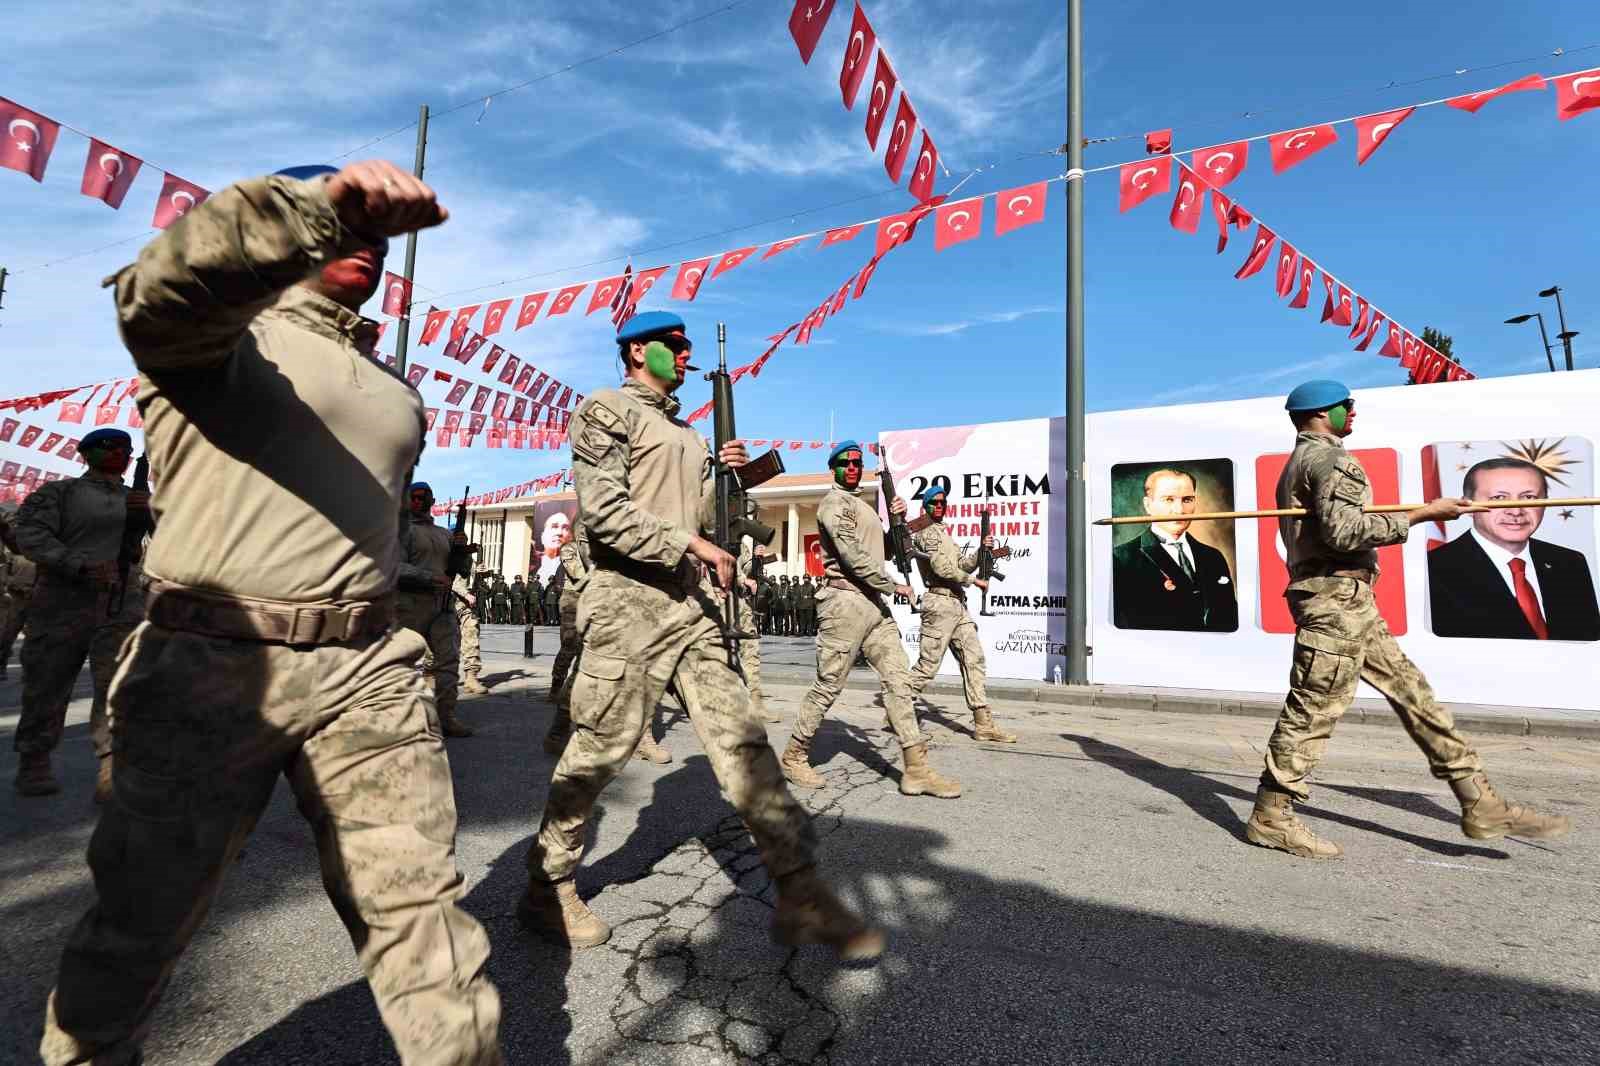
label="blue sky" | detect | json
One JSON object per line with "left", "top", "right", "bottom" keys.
{"left": 4, "top": 0, "right": 1599, "bottom": 492}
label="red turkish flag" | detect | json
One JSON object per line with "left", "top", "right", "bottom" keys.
{"left": 934, "top": 197, "right": 984, "bottom": 251}
{"left": 18, "top": 426, "right": 42, "bottom": 448}
{"left": 445, "top": 379, "right": 470, "bottom": 405}
{"left": 381, "top": 272, "right": 411, "bottom": 317}
{"left": 875, "top": 211, "right": 919, "bottom": 255}
{"left": 482, "top": 298, "right": 512, "bottom": 335}
{"left": 0, "top": 99, "right": 61, "bottom": 182}
{"left": 468, "top": 413, "right": 487, "bottom": 437}
{"left": 671, "top": 257, "right": 713, "bottom": 301}
{"left": 839, "top": 3, "right": 876, "bottom": 108}
{"left": 1145, "top": 128, "right": 1172, "bottom": 155}
{"left": 863, "top": 52, "right": 898, "bottom": 149}
{"left": 498, "top": 355, "right": 520, "bottom": 385}
{"left": 1118, "top": 156, "right": 1171, "bottom": 212}
{"left": 1379, "top": 322, "right": 1403, "bottom": 357}
{"left": 406, "top": 363, "right": 427, "bottom": 388}
{"left": 482, "top": 344, "right": 506, "bottom": 374}
{"left": 1233, "top": 224, "right": 1276, "bottom": 279}
{"left": 59, "top": 401, "right": 86, "bottom": 424}
{"left": 152, "top": 173, "right": 209, "bottom": 229}
{"left": 443, "top": 410, "right": 463, "bottom": 434}
{"left": 470, "top": 386, "right": 490, "bottom": 414}
{"left": 423, "top": 408, "right": 438, "bottom": 431}
{"left": 41, "top": 432, "right": 63, "bottom": 452}
{"left": 0, "top": 419, "right": 17, "bottom": 443}
{"left": 79, "top": 138, "right": 142, "bottom": 208}
{"left": 558, "top": 386, "right": 574, "bottom": 408}
{"left": 516, "top": 291, "right": 548, "bottom": 329}
{"left": 713, "top": 247, "right": 757, "bottom": 277}
{"left": 524, "top": 370, "right": 547, "bottom": 396}
{"left": 1556, "top": 68, "right": 1600, "bottom": 119}
{"left": 588, "top": 276, "right": 626, "bottom": 315}
{"left": 1320, "top": 277, "right": 1354, "bottom": 327}
{"left": 1168, "top": 166, "right": 1203, "bottom": 234}
{"left": 95, "top": 405, "right": 120, "bottom": 426}
{"left": 908, "top": 133, "right": 939, "bottom": 202}
{"left": 1287, "top": 257, "right": 1317, "bottom": 308}
{"left": 1354, "top": 107, "right": 1414, "bottom": 165}
{"left": 883, "top": 94, "right": 918, "bottom": 184}
{"left": 1400, "top": 333, "right": 1422, "bottom": 371}
{"left": 449, "top": 306, "right": 480, "bottom": 344}
{"left": 420, "top": 308, "right": 448, "bottom": 344}
{"left": 1349, "top": 296, "right": 1370, "bottom": 339}
{"left": 548, "top": 285, "right": 584, "bottom": 317}
{"left": 1190, "top": 141, "right": 1247, "bottom": 188}
{"left": 788, "top": 0, "right": 837, "bottom": 64}
{"left": 487, "top": 425, "right": 505, "bottom": 449}
{"left": 511, "top": 397, "right": 527, "bottom": 423}
{"left": 1269, "top": 124, "right": 1337, "bottom": 173}
{"left": 630, "top": 266, "right": 669, "bottom": 305}
{"left": 763, "top": 236, "right": 810, "bottom": 260}
{"left": 461, "top": 334, "right": 488, "bottom": 365}
{"left": 1211, "top": 190, "right": 1234, "bottom": 253}
{"left": 994, "top": 182, "right": 1047, "bottom": 236}
{"left": 1447, "top": 73, "right": 1547, "bottom": 113}
{"left": 492, "top": 392, "right": 510, "bottom": 419}
{"left": 821, "top": 224, "right": 864, "bottom": 248}
{"left": 1355, "top": 311, "right": 1385, "bottom": 352}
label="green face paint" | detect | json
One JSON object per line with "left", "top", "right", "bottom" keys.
{"left": 1327, "top": 403, "right": 1350, "bottom": 432}
{"left": 643, "top": 340, "right": 678, "bottom": 383}
{"left": 833, "top": 465, "right": 851, "bottom": 487}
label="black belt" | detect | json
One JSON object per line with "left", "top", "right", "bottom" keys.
{"left": 1291, "top": 565, "right": 1375, "bottom": 584}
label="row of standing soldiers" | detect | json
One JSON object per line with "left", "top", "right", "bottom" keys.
{"left": 753, "top": 572, "right": 817, "bottom": 636}
{"left": 468, "top": 570, "right": 566, "bottom": 625}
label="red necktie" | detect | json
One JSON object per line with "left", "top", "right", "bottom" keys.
{"left": 1509, "top": 557, "right": 1548, "bottom": 640}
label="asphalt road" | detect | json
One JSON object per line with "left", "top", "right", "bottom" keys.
{"left": 3, "top": 625, "right": 1597, "bottom": 1065}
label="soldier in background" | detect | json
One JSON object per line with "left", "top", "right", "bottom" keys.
{"left": 0, "top": 512, "right": 37, "bottom": 680}
{"left": 773, "top": 575, "right": 792, "bottom": 636}
{"left": 543, "top": 526, "right": 584, "bottom": 755}
{"left": 795, "top": 575, "right": 817, "bottom": 637}
{"left": 739, "top": 538, "right": 780, "bottom": 724}
{"left": 509, "top": 574, "right": 528, "bottom": 625}
{"left": 12, "top": 427, "right": 148, "bottom": 801}
{"left": 455, "top": 570, "right": 489, "bottom": 696}
{"left": 491, "top": 575, "right": 511, "bottom": 624}
{"left": 399, "top": 482, "right": 473, "bottom": 738}
{"left": 473, "top": 568, "right": 492, "bottom": 625}
{"left": 1248, "top": 380, "right": 1569, "bottom": 859}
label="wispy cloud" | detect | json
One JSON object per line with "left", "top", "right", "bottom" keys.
{"left": 665, "top": 117, "right": 876, "bottom": 179}
{"left": 878, "top": 306, "right": 1061, "bottom": 337}
{"left": 1147, "top": 351, "right": 1379, "bottom": 405}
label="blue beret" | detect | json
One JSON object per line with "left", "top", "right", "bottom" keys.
{"left": 80, "top": 428, "right": 132, "bottom": 451}
{"left": 828, "top": 440, "right": 863, "bottom": 466}
{"left": 275, "top": 165, "right": 339, "bottom": 181}
{"left": 409, "top": 481, "right": 433, "bottom": 495}
{"left": 617, "top": 310, "right": 686, "bottom": 344}
{"left": 1285, "top": 379, "right": 1351, "bottom": 412}
{"left": 919, "top": 484, "right": 948, "bottom": 506}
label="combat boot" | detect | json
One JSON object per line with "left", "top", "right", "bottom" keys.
{"left": 899, "top": 743, "right": 961, "bottom": 799}
{"left": 1244, "top": 786, "right": 1342, "bottom": 859}
{"left": 460, "top": 672, "right": 489, "bottom": 695}
{"left": 1451, "top": 773, "right": 1571, "bottom": 840}
{"left": 438, "top": 709, "right": 475, "bottom": 738}
{"left": 93, "top": 756, "right": 114, "bottom": 806}
{"left": 14, "top": 752, "right": 59, "bottom": 796}
{"left": 972, "top": 707, "right": 1017, "bottom": 744}
{"left": 634, "top": 733, "right": 673, "bottom": 764}
{"left": 772, "top": 867, "right": 886, "bottom": 962}
{"left": 517, "top": 878, "right": 611, "bottom": 948}
{"left": 780, "top": 737, "right": 826, "bottom": 789}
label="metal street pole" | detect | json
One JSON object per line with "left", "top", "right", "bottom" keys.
{"left": 1503, "top": 312, "right": 1557, "bottom": 373}
{"left": 1065, "top": 0, "right": 1088, "bottom": 685}
{"left": 1540, "top": 285, "right": 1578, "bottom": 371}
{"left": 393, "top": 105, "right": 430, "bottom": 376}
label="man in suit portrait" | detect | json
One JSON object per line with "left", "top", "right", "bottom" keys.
{"left": 1112, "top": 468, "right": 1239, "bottom": 632}
{"left": 1428, "top": 457, "right": 1600, "bottom": 640}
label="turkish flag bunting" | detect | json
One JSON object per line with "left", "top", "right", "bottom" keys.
{"left": 80, "top": 138, "right": 142, "bottom": 208}
{"left": 498, "top": 355, "right": 520, "bottom": 385}
{"left": 829, "top": 280, "right": 851, "bottom": 315}
{"left": 1354, "top": 107, "right": 1414, "bottom": 165}
{"left": 17, "top": 426, "right": 41, "bottom": 448}
{"left": 1447, "top": 73, "right": 1547, "bottom": 113}
{"left": 839, "top": 3, "right": 877, "bottom": 108}
{"left": 482, "top": 298, "right": 512, "bottom": 335}
{"left": 587, "top": 276, "right": 626, "bottom": 315}
{"left": 1269, "top": 124, "right": 1338, "bottom": 173}
{"left": 540, "top": 381, "right": 561, "bottom": 406}
{"left": 450, "top": 306, "right": 480, "bottom": 343}
{"left": 1145, "top": 129, "right": 1172, "bottom": 155}
{"left": 1379, "top": 322, "right": 1403, "bottom": 357}
{"left": 468, "top": 413, "right": 486, "bottom": 436}
{"left": 59, "top": 401, "right": 86, "bottom": 424}
{"left": 458, "top": 334, "right": 486, "bottom": 365}
{"left": 864, "top": 52, "right": 898, "bottom": 149}
{"left": 763, "top": 236, "right": 810, "bottom": 260}
{"left": 788, "top": 0, "right": 837, "bottom": 64}
{"left": 524, "top": 370, "right": 546, "bottom": 396}
{"left": 1118, "top": 156, "right": 1171, "bottom": 212}
{"left": 1227, "top": 204, "right": 1253, "bottom": 232}
{"left": 995, "top": 181, "right": 1048, "bottom": 235}
{"left": 152, "top": 173, "right": 210, "bottom": 229}
{"left": 471, "top": 387, "right": 490, "bottom": 414}
{"left": 671, "top": 257, "right": 713, "bottom": 301}
{"left": 934, "top": 197, "right": 985, "bottom": 251}
{"left": 381, "top": 272, "right": 411, "bottom": 317}
{"left": 1321, "top": 277, "right": 1354, "bottom": 326}
{"left": 0, "top": 419, "right": 17, "bottom": 443}
{"left": 875, "top": 211, "right": 920, "bottom": 256}
{"left": 95, "top": 405, "right": 120, "bottom": 426}
{"left": 629, "top": 266, "right": 670, "bottom": 306}
{"left": 1349, "top": 296, "right": 1370, "bottom": 339}
{"left": 908, "top": 132, "right": 939, "bottom": 202}
{"left": 1168, "top": 166, "right": 1204, "bottom": 234}
{"left": 821, "top": 224, "right": 865, "bottom": 247}
{"left": 510, "top": 397, "right": 527, "bottom": 422}
{"left": 883, "top": 94, "right": 918, "bottom": 184}
{"left": 1355, "top": 311, "right": 1385, "bottom": 352}
{"left": 432, "top": 369, "right": 452, "bottom": 382}
{"left": 516, "top": 291, "right": 548, "bottom": 329}
{"left": 423, "top": 408, "right": 438, "bottom": 431}
{"left": 1233, "top": 224, "right": 1276, "bottom": 279}
{"left": 445, "top": 380, "right": 470, "bottom": 405}
{"left": 1191, "top": 141, "right": 1247, "bottom": 188}
{"left": 406, "top": 363, "right": 427, "bottom": 388}
{"left": 0, "top": 99, "right": 61, "bottom": 182}
{"left": 488, "top": 425, "right": 504, "bottom": 449}
{"left": 1400, "top": 333, "right": 1422, "bottom": 370}
{"left": 41, "top": 432, "right": 63, "bottom": 452}
{"left": 482, "top": 344, "right": 506, "bottom": 374}
{"left": 713, "top": 247, "right": 758, "bottom": 277}
{"left": 1288, "top": 257, "right": 1317, "bottom": 308}
{"left": 1556, "top": 68, "right": 1600, "bottom": 119}
{"left": 492, "top": 392, "right": 509, "bottom": 419}
{"left": 420, "top": 308, "right": 448, "bottom": 345}
{"left": 548, "top": 285, "right": 584, "bottom": 316}
{"left": 1211, "top": 190, "right": 1234, "bottom": 253}
{"left": 558, "top": 386, "right": 574, "bottom": 408}
{"left": 1273, "top": 243, "right": 1300, "bottom": 297}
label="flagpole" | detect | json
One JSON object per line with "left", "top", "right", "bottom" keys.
{"left": 393, "top": 104, "right": 430, "bottom": 377}
{"left": 1064, "top": 0, "right": 1089, "bottom": 685}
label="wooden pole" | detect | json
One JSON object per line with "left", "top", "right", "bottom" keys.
{"left": 1093, "top": 498, "right": 1600, "bottom": 526}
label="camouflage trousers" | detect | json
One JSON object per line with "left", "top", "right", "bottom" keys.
{"left": 907, "top": 591, "right": 989, "bottom": 714}
{"left": 1264, "top": 577, "right": 1482, "bottom": 801}
{"left": 795, "top": 587, "right": 926, "bottom": 751}
{"left": 456, "top": 597, "right": 482, "bottom": 680}
{"left": 39, "top": 624, "right": 501, "bottom": 1066}
{"left": 1, "top": 584, "right": 30, "bottom": 664}
{"left": 548, "top": 594, "right": 581, "bottom": 714}
{"left": 14, "top": 577, "right": 139, "bottom": 758}
{"left": 529, "top": 568, "right": 816, "bottom": 883}
{"left": 737, "top": 598, "right": 766, "bottom": 715}
{"left": 398, "top": 591, "right": 461, "bottom": 720}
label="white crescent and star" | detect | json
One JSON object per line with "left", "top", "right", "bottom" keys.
{"left": 848, "top": 31, "right": 865, "bottom": 67}
{"left": 946, "top": 209, "right": 973, "bottom": 231}
{"left": 1177, "top": 179, "right": 1196, "bottom": 208}
{"left": 1572, "top": 75, "right": 1600, "bottom": 95}
{"left": 8, "top": 118, "right": 40, "bottom": 151}
{"left": 98, "top": 152, "right": 124, "bottom": 179}
{"left": 914, "top": 149, "right": 933, "bottom": 181}
{"left": 170, "top": 190, "right": 196, "bottom": 214}
{"left": 685, "top": 268, "right": 704, "bottom": 286}
{"left": 1007, "top": 194, "right": 1033, "bottom": 216}
{"left": 886, "top": 221, "right": 908, "bottom": 239}
{"left": 870, "top": 81, "right": 887, "bottom": 115}
{"left": 1130, "top": 165, "right": 1160, "bottom": 189}
{"left": 1370, "top": 121, "right": 1396, "bottom": 142}
{"left": 1283, "top": 131, "right": 1318, "bottom": 151}
{"left": 1203, "top": 150, "right": 1235, "bottom": 173}
{"left": 387, "top": 282, "right": 404, "bottom": 304}
{"left": 890, "top": 120, "right": 907, "bottom": 152}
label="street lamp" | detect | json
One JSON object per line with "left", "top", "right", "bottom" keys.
{"left": 1504, "top": 312, "right": 1557, "bottom": 373}
{"left": 1538, "top": 286, "right": 1578, "bottom": 371}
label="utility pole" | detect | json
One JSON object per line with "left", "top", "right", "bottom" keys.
{"left": 1064, "top": 0, "right": 1088, "bottom": 685}
{"left": 393, "top": 105, "right": 430, "bottom": 376}
{"left": 1539, "top": 286, "right": 1579, "bottom": 372}
{"left": 0, "top": 267, "right": 9, "bottom": 326}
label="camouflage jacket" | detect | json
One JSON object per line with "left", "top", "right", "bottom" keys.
{"left": 912, "top": 519, "right": 979, "bottom": 594}
{"left": 15, "top": 473, "right": 128, "bottom": 580}
{"left": 1276, "top": 431, "right": 1408, "bottom": 579}
{"left": 815, "top": 485, "right": 897, "bottom": 598}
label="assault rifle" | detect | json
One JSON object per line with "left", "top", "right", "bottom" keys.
{"left": 878, "top": 467, "right": 927, "bottom": 614}
{"left": 706, "top": 322, "right": 785, "bottom": 664}
{"left": 976, "top": 498, "right": 1012, "bottom": 617}
{"left": 447, "top": 487, "right": 473, "bottom": 579}
{"left": 113, "top": 454, "right": 153, "bottom": 616}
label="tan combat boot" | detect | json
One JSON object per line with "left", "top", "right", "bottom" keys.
{"left": 899, "top": 743, "right": 961, "bottom": 798}
{"left": 772, "top": 867, "right": 886, "bottom": 962}
{"left": 517, "top": 878, "right": 611, "bottom": 948}
{"left": 780, "top": 737, "right": 826, "bottom": 789}
{"left": 93, "top": 756, "right": 114, "bottom": 806}
{"left": 1451, "top": 773, "right": 1571, "bottom": 840}
{"left": 634, "top": 733, "right": 673, "bottom": 764}
{"left": 972, "top": 707, "right": 1017, "bottom": 744}
{"left": 14, "top": 752, "right": 59, "bottom": 796}
{"left": 460, "top": 672, "right": 489, "bottom": 695}
{"left": 438, "top": 709, "right": 475, "bottom": 738}
{"left": 1244, "top": 786, "right": 1342, "bottom": 859}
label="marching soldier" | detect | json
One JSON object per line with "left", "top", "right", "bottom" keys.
{"left": 399, "top": 482, "right": 474, "bottom": 738}
{"left": 455, "top": 570, "right": 490, "bottom": 695}
{"left": 780, "top": 441, "right": 961, "bottom": 799}
{"left": 906, "top": 485, "right": 1016, "bottom": 743}
{"left": 0, "top": 513, "right": 36, "bottom": 680}
{"left": 1248, "top": 380, "right": 1569, "bottom": 859}
{"left": 38, "top": 161, "right": 500, "bottom": 1064}
{"left": 543, "top": 521, "right": 587, "bottom": 754}
{"left": 520, "top": 311, "right": 881, "bottom": 960}
{"left": 510, "top": 574, "right": 528, "bottom": 624}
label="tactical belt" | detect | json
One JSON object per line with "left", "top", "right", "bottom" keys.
{"left": 923, "top": 587, "right": 965, "bottom": 600}
{"left": 145, "top": 580, "right": 394, "bottom": 646}
{"left": 1291, "top": 565, "right": 1376, "bottom": 585}
{"left": 826, "top": 578, "right": 880, "bottom": 599}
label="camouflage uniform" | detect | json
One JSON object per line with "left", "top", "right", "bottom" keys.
{"left": 1, "top": 542, "right": 37, "bottom": 673}
{"left": 908, "top": 519, "right": 990, "bottom": 714}
{"left": 548, "top": 536, "right": 588, "bottom": 713}
{"left": 528, "top": 380, "right": 815, "bottom": 885}
{"left": 737, "top": 538, "right": 773, "bottom": 721}
{"left": 39, "top": 175, "right": 500, "bottom": 1064}
{"left": 13, "top": 474, "right": 145, "bottom": 762}
{"left": 398, "top": 512, "right": 462, "bottom": 728}
{"left": 454, "top": 574, "right": 482, "bottom": 681}
{"left": 1263, "top": 431, "right": 1481, "bottom": 800}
